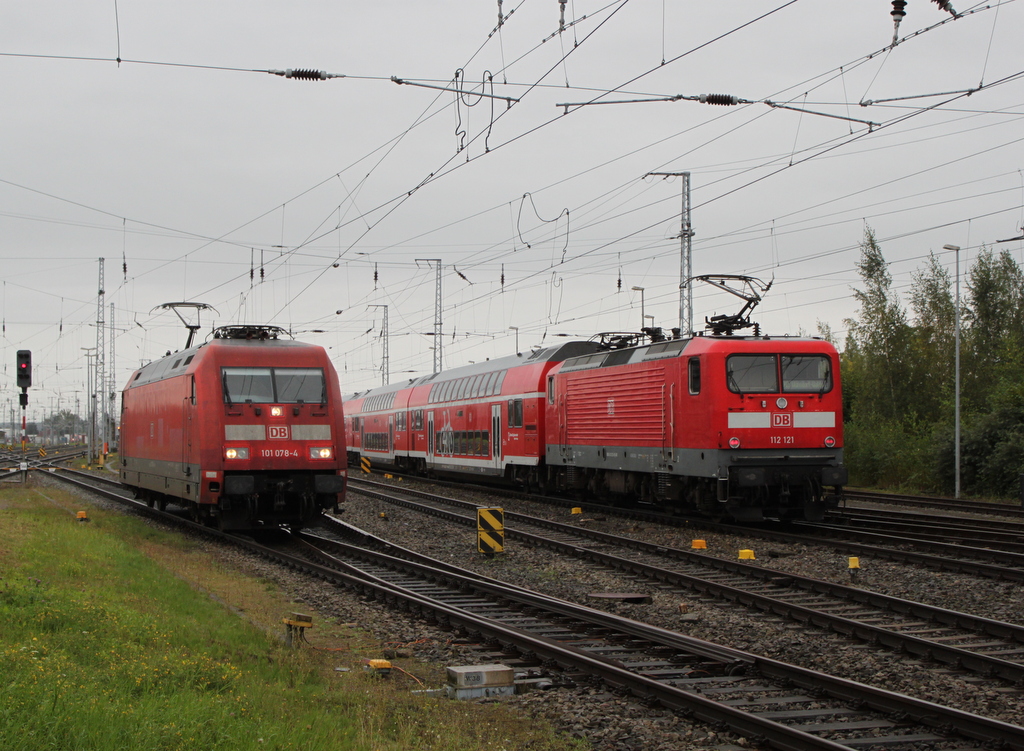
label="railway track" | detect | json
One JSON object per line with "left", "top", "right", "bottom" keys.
{"left": 33, "top": 468, "right": 1024, "bottom": 751}
{"left": 369, "top": 470, "right": 1024, "bottom": 580}
{"left": 350, "top": 478, "right": 1024, "bottom": 686}
{"left": 845, "top": 488, "right": 1024, "bottom": 518}
{"left": 281, "top": 518, "right": 1024, "bottom": 751}
{"left": 821, "top": 507, "right": 1024, "bottom": 552}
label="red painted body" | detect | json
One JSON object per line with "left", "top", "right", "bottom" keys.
{"left": 120, "top": 327, "right": 347, "bottom": 529}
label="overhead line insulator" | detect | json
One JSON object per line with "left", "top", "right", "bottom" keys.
{"left": 698, "top": 93, "right": 740, "bottom": 106}
{"left": 268, "top": 69, "right": 345, "bottom": 81}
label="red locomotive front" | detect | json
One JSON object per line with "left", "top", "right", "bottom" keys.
{"left": 120, "top": 326, "right": 346, "bottom": 530}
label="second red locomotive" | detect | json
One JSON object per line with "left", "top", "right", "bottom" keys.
{"left": 119, "top": 325, "right": 347, "bottom": 530}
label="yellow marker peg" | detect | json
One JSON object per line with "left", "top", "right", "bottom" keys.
{"left": 571, "top": 507, "right": 582, "bottom": 515}
{"left": 691, "top": 539, "right": 707, "bottom": 550}
{"left": 76, "top": 511, "right": 89, "bottom": 522}
{"left": 738, "top": 549, "right": 756, "bottom": 560}
{"left": 848, "top": 557, "right": 860, "bottom": 569}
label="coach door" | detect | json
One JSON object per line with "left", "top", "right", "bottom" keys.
{"left": 427, "top": 411, "right": 435, "bottom": 465}
{"left": 491, "top": 403, "right": 502, "bottom": 471}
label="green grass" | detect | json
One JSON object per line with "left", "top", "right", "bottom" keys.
{"left": 0, "top": 482, "right": 587, "bottom": 751}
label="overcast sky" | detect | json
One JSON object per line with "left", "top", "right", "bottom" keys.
{"left": 3, "top": 0, "right": 1023, "bottom": 420}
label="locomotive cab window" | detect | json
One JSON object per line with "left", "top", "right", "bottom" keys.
{"left": 688, "top": 357, "right": 701, "bottom": 395}
{"left": 726, "top": 355, "right": 778, "bottom": 393}
{"left": 222, "top": 367, "right": 325, "bottom": 404}
{"left": 726, "top": 354, "right": 833, "bottom": 394}
{"left": 782, "top": 355, "right": 832, "bottom": 393}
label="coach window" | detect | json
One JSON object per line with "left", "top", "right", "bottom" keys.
{"left": 688, "top": 357, "right": 701, "bottom": 395}
{"left": 507, "top": 398, "right": 523, "bottom": 428}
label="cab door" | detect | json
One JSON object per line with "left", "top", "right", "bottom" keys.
{"left": 181, "top": 375, "right": 195, "bottom": 477}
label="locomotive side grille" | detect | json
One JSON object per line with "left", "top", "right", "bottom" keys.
{"left": 564, "top": 367, "right": 666, "bottom": 444}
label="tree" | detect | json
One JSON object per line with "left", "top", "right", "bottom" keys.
{"left": 844, "top": 227, "right": 916, "bottom": 421}
{"left": 908, "top": 252, "right": 955, "bottom": 424}
{"left": 963, "top": 247, "right": 1024, "bottom": 412}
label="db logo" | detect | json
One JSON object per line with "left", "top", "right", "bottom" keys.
{"left": 772, "top": 413, "right": 792, "bottom": 428}
{"left": 269, "top": 426, "right": 290, "bottom": 440}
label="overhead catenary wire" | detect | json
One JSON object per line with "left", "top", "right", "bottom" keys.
{"left": 4, "top": 1, "right": 1021, "bottom": 396}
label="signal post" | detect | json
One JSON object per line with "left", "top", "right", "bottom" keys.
{"left": 16, "top": 350, "right": 31, "bottom": 477}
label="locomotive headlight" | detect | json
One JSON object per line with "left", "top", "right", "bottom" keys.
{"left": 225, "top": 447, "right": 249, "bottom": 460}
{"left": 310, "top": 447, "right": 333, "bottom": 459}
{"left": 728, "top": 437, "right": 741, "bottom": 449}
{"left": 824, "top": 436, "right": 837, "bottom": 448}
{"left": 270, "top": 406, "right": 284, "bottom": 417}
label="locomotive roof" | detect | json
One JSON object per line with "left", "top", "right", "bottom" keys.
{"left": 125, "top": 333, "right": 324, "bottom": 390}
{"left": 558, "top": 333, "right": 834, "bottom": 373}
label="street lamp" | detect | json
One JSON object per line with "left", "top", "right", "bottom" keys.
{"left": 631, "top": 286, "right": 645, "bottom": 331}
{"left": 942, "top": 244, "right": 961, "bottom": 499}
{"left": 509, "top": 326, "right": 519, "bottom": 353}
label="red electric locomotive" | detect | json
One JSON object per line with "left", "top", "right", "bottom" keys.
{"left": 544, "top": 332, "right": 846, "bottom": 521}
{"left": 119, "top": 325, "right": 347, "bottom": 530}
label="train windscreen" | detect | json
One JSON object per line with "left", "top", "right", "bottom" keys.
{"left": 781, "top": 355, "right": 831, "bottom": 393}
{"left": 726, "top": 355, "right": 777, "bottom": 393}
{"left": 223, "top": 367, "right": 325, "bottom": 404}
{"left": 726, "top": 354, "right": 832, "bottom": 394}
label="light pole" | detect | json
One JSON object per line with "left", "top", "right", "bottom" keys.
{"left": 943, "top": 244, "right": 961, "bottom": 499}
{"left": 509, "top": 326, "right": 519, "bottom": 353}
{"left": 631, "top": 286, "right": 645, "bottom": 332}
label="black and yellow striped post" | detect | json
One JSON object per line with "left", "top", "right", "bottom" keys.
{"left": 476, "top": 507, "right": 504, "bottom": 556}
{"left": 360, "top": 456, "right": 371, "bottom": 473}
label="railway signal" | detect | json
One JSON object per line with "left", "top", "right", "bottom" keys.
{"left": 16, "top": 350, "right": 31, "bottom": 389}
